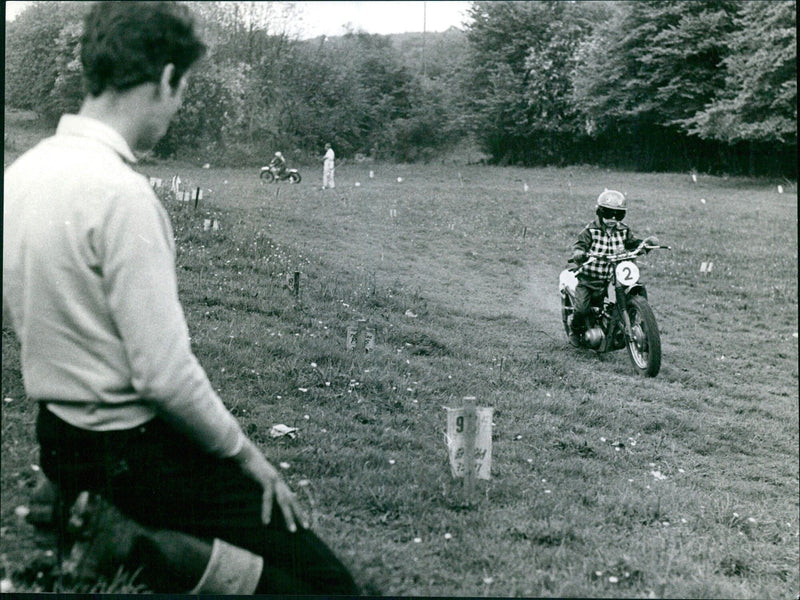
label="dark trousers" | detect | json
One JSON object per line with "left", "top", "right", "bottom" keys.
{"left": 571, "top": 278, "right": 607, "bottom": 334}
{"left": 36, "top": 405, "right": 357, "bottom": 595}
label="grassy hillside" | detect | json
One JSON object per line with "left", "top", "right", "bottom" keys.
{"left": 2, "top": 122, "right": 797, "bottom": 596}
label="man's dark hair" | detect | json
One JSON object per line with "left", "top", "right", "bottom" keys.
{"left": 81, "top": 1, "right": 206, "bottom": 96}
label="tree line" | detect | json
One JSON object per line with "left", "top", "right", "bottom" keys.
{"left": 5, "top": 1, "right": 796, "bottom": 177}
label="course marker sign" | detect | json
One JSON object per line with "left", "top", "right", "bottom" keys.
{"left": 445, "top": 398, "right": 493, "bottom": 485}
{"left": 346, "top": 319, "right": 375, "bottom": 352}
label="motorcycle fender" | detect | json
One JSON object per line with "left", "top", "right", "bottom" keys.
{"left": 626, "top": 284, "right": 648, "bottom": 299}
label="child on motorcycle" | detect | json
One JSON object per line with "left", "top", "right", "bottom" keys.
{"left": 569, "top": 189, "right": 659, "bottom": 347}
{"left": 270, "top": 151, "right": 287, "bottom": 177}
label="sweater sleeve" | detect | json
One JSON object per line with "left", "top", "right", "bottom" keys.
{"left": 623, "top": 226, "right": 643, "bottom": 250}
{"left": 573, "top": 224, "right": 593, "bottom": 253}
{"left": 100, "top": 183, "right": 245, "bottom": 458}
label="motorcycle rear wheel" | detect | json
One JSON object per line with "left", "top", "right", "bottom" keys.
{"left": 260, "top": 170, "right": 275, "bottom": 183}
{"left": 288, "top": 172, "right": 301, "bottom": 184}
{"left": 625, "top": 295, "right": 661, "bottom": 377}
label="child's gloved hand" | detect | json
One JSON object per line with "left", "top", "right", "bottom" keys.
{"left": 644, "top": 236, "right": 660, "bottom": 246}
{"left": 571, "top": 249, "right": 587, "bottom": 264}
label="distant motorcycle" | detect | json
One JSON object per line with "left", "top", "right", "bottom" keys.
{"left": 260, "top": 165, "right": 301, "bottom": 184}
{"left": 559, "top": 240, "right": 670, "bottom": 377}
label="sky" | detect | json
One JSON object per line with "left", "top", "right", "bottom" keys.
{"left": 294, "top": 2, "right": 471, "bottom": 37}
{"left": 4, "top": 1, "right": 472, "bottom": 37}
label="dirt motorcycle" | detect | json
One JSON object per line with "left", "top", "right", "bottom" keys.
{"left": 260, "top": 165, "right": 301, "bottom": 184}
{"left": 559, "top": 240, "right": 670, "bottom": 377}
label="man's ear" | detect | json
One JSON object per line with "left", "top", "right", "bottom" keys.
{"left": 158, "top": 64, "right": 182, "bottom": 97}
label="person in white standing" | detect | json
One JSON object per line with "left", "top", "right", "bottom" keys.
{"left": 322, "top": 142, "right": 335, "bottom": 189}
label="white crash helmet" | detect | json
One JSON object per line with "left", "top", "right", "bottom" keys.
{"left": 596, "top": 189, "right": 627, "bottom": 210}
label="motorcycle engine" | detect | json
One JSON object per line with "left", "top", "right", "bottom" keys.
{"left": 584, "top": 327, "right": 605, "bottom": 349}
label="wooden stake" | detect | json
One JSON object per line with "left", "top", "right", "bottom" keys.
{"left": 462, "top": 396, "right": 477, "bottom": 500}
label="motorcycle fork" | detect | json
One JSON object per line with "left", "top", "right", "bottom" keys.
{"left": 614, "top": 285, "right": 635, "bottom": 343}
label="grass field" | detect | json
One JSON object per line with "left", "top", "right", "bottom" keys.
{"left": 2, "top": 122, "right": 798, "bottom": 596}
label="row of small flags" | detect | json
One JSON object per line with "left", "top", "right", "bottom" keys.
{"left": 148, "top": 175, "right": 182, "bottom": 193}
{"left": 149, "top": 175, "right": 204, "bottom": 205}
{"left": 692, "top": 173, "right": 787, "bottom": 194}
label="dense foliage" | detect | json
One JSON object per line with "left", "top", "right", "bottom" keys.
{"left": 4, "top": 0, "right": 795, "bottom": 176}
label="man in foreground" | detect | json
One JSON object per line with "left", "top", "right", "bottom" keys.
{"left": 3, "top": 2, "right": 357, "bottom": 594}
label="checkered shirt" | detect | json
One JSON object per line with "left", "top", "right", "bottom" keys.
{"left": 573, "top": 219, "right": 640, "bottom": 281}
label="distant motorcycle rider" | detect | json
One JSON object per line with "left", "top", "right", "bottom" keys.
{"left": 269, "top": 151, "right": 287, "bottom": 178}
{"left": 570, "top": 190, "right": 658, "bottom": 347}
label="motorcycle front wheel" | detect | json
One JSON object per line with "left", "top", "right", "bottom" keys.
{"left": 625, "top": 295, "right": 661, "bottom": 377}
{"left": 560, "top": 292, "right": 574, "bottom": 339}
{"left": 288, "top": 172, "right": 301, "bottom": 184}
{"left": 260, "top": 170, "right": 275, "bottom": 183}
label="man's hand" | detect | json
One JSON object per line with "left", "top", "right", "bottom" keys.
{"left": 234, "top": 437, "right": 308, "bottom": 532}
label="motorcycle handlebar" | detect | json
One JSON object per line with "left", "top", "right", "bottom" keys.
{"left": 569, "top": 242, "right": 670, "bottom": 268}
{"left": 587, "top": 242, "right": 670, "bottom": 261}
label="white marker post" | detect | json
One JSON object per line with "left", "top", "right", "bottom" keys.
{"left": 446, "top": 397, "right": 493, "bottom": 502}
{"left": 346, "top": 319, "right": 374, "bottom": 352}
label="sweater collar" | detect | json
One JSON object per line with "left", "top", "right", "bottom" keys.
{"left": 56, "top": 114, "right": 138, "bottom": 163}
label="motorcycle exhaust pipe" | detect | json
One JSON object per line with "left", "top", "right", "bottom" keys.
{"left": 584, "top": 328, "right": 605, "bottom": 349}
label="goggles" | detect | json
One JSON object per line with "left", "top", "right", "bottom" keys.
{"left": 599, "top": 207, "right": 626, "bottom": 221}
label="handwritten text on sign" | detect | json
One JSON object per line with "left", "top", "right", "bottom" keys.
{"left": 446, "top": 406, "right": 493, "bottom": 480}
